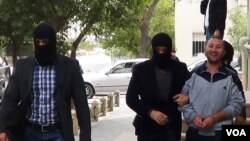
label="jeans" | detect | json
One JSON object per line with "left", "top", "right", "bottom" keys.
{"left": 24, "top": 127, "right": 64, "bottom": 141}
{"left": 205, "top": 27, "right": 224, "bottom": 41}
{"left": 205, "top": 27, "right": 213, "bottom": 41}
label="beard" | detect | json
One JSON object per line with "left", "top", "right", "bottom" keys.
{"left": 206, "top": 57, "right": 222, "bottom": 65}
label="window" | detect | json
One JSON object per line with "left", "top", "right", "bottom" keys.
{"left": 192, "top": 33, "right": 206, "bottom": 56}
{"left": 111, "top": 62, "right": 133, "bottom": 73}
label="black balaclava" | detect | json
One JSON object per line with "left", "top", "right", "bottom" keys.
{"left": 151, "top": 32, "right": 172, "bottom": 69}
{"left": 33, "top": 23, "right": 57, "bottom": 66}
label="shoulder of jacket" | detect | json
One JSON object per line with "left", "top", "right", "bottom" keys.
{"left": 133, "top": 60, "right": 151, "bottom": 71}
{"left": 16, "top": 55, "right": 33, "bottom": 64}
{"left": 176, "top": 61, "right": 187, "bottom": 66}
{"left": 171, "top": 60, "right": 187, "bottom": 69}
{"left": 139, "top": 59, "right": 152, "bottom": 66}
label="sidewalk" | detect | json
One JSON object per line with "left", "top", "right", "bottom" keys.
{"left": 75, "top": 95, "right": 137, "bottom": 141}
{"left": 74, "top": 92, "right": 250, "bottom": 141}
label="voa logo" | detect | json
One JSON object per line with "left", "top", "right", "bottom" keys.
{"left": 226, "top": 129, "right": 246, "bottom": 136}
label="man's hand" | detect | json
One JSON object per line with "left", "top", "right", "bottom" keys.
{"left": 202, "top": 116, "right": 215, "bottom": 129}
{"left": 173, "top": 93, "right": 189, "bottom": 106}
{"left": 234, "top": 116, "right": 246, "bottom": 125}
{"left": 149, "top": 110, "right": 168, "bottom": 125}
{"left": 0, "top": 132, "right": 8, "bottom": 141}
{"left": 193, "top": 116, "right": 204, "bottom": 129}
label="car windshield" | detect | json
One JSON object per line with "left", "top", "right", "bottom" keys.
{"left": 187, "top": 58, "right": 205, "bottom": 67}
{"left": 99, "top": 64, "right": 116, "bottom": 73}
{"left": 89, "top": 61, "right": 124, "bottom": 74}
{"left": 84, "top": 58, "right": 148, "bottom": 74}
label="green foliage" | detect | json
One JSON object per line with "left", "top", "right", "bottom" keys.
{"left": 78, "top": 41, "right": 95, "bottom": 52}
{"left": 105, "top": 47, "right": 137, "bottom": 59}
{"left": 228, "top": 7, "right": 247, "bottom": 51}
{"left": 0, "top": 46, "right": 6, "bottom": 56}
{"left": 57, "top": 35, "right": 71, "bottom": 55}
{"left": 100, "top": 27, "right": 141, "bottom": 56}
{"left": 0, "top": 0, "right": 35, "bottom": 37}
{"left": 150, "top": 0, "right": 175, "bottom": 44}
{"left": 0, "top": 0, "right": 145, "bottom": 57}
{"left": 100, "top": 0, "right": 175, "bottom": 58}
{"left": 0, "top": 0, "right": 159, "bottom": 59}
{"left": 77, "top": 0, "right": 145, "bottom": 38}
{"left": 99, "top": 0, "right": 149, "bottom": 57}
{"left": 0, "top": 0, "right": 82, "bottom": 56}
{"left": 0, "top": 36, "right": 9, "bottom": 56}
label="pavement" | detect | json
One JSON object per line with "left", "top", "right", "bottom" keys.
{"left": 74, "top": 95, "right": 137, "bottom": 141}
{"left": 73, "top": 93, "right": 250, "bottom": 141}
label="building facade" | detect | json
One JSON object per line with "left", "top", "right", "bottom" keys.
{"left": 175, "top": 0, "right": 247, "bottom": 65}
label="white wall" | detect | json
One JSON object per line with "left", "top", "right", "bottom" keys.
{"left": 175, "top": 0, "right": 204, "bottom": 65}
{"left": 175, "top": 0, "right": 247, "bottom": 65}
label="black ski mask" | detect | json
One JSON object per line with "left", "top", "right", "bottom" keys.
{"left": 151, "top": 32, "right": 172, "bottom": 69}
{"left": 33, "top": 23, "right": 57, "bottom": 66}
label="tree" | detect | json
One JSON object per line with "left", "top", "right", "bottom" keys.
{"left": 0, "top": 0, "right": 33, "bottom": 67}
{"left": 150, "top": 0, "right": 175, "bottom": 48}
{"left": 100, "top": 27, "right": 141, "bottom": 58}
{"left": 100, "top": 0, "right": 175, "bottom": 58}
{"left": 139, "top": 0, "right": 160, "bottom": 58}
{"left": 228, "top": 7, "right": 247, "bottom": 51}
{"left": 0, "top": 0, "right": 143, "bottom": 69}
{"left": 70, "top": 0, "right": 145, "bottom": 58}
{"left": 0, "top": 0, "right": 79, "bottom": 67}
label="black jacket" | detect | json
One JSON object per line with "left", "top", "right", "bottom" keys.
{"left": 200, "top": 0, "right": 227, "bottom": 36}
{"left": 224, "top": 64, "right": 246, "bottom": 119}
{"left": 0, "top": 54, "right": 91, "bottom": 141}
{"left": 126, "top": 59, "right": 189, "bottom": 140}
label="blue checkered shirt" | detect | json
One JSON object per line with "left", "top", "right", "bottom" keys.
{"left": 26, "top": 64, "right": 59, "bottom": 125}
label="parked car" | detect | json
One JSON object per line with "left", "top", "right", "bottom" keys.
{"left": 0, "top": 77, "right": 4, "bottom": 104}
{"left": 83, "top": 58, "right": 148, "bottom": 98}
{"left": 187, "top": 58, "right": 207, "bottom": 71}
{"left": 187, "top": 57, "right": 240, "bottom": 72}
{"left": 0, "top": 66, "right": 7, "bottom": 104}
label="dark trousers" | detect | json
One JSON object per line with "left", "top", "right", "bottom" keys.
{"left": 24, "top": 127, "right": 64, "bottom": 141}
{"left": 186, "top": 127, "right": 221, "bottom": 141}
{"left": 205, "top": 27, "right": 224, "bottom": 41}
{"left": 137, "top": 129, "right": 178, "bottom": 141}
